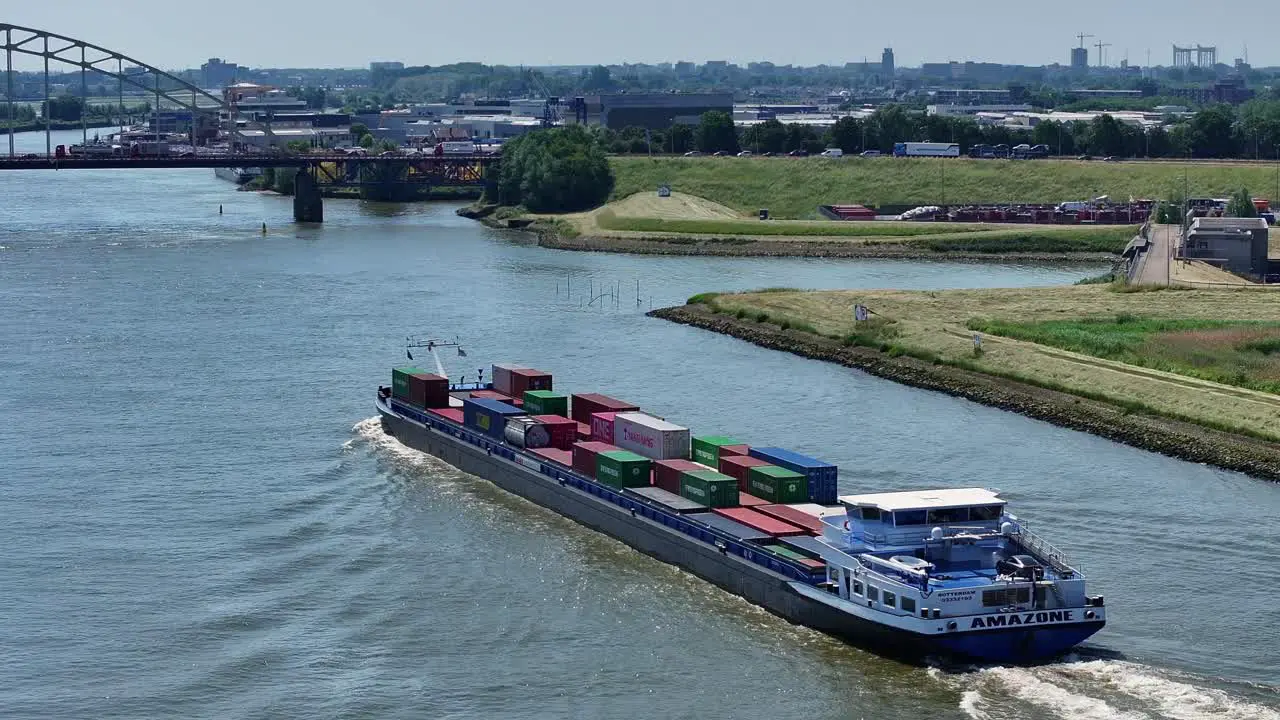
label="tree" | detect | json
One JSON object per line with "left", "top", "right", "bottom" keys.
{"left": 359, "top": 133, "right": 375, "bottom": 148}
{"left": 583, "top": 65, "right": 614, "bottom": 91}
{"left": 494, "top": 125, "right": 613, "bottom": 213}
{"left": 667, "top": 123, "right": 693, "bottom": 154}
{"left": 42, "top": 95, "right": 84, "bottom": 122}
{"left": 285, "top": 140, "right": 312, "bottom": 155}
{"left": 740, "top": 119, "right": 785, "bottom": 153}
{"left": 1227, "top": 188, "right": 1258, "bottom": 218}
{"left": 1188, "top": 104, "right": 1237, "bottom": 158}
{"left": 695, "top": 110, "right": 738, "bottom": 153}
{"left": 350, "top": 123, "right": 370, "bottom": 141}
{"left": 1087, "top": 114, "right": 1126, "bottom": 157}
{"left": 828, "top": 116, "right": 863, "bottom": 152}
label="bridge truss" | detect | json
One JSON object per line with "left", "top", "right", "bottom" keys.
{"left": 2, "top": 23, "right": 229, "bottom": 158}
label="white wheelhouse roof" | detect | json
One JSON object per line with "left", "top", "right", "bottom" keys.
{"left": 839, "top": 488, "right": 1004, "bottom": 513}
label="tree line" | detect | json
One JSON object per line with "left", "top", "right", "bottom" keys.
{"left": 598, "top": 101, "right": 1280, "bottom": 159}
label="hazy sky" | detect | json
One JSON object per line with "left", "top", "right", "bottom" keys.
{"left": 4, "top": 1, "right": 1274, "bottom": 71}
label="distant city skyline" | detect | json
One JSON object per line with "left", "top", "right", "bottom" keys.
{"left": 4, "top": 1, "right": 1276, "bottom": 72}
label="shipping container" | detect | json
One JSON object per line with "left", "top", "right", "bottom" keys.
{"left": 590, "top": 411, "right": 619, "bottom": 444}
{"left": 779, "top": 534, "right": 831, "bottom": 559}
{"left": 509, "top": 368, "right": 553, "bottom": 397}
{"left": 462, "top": 397, "right": 526, "bottom": 439}
{"left": 755, "top": 504, "right": 825, "bottom": 534}
{"left": 746, "top": 465, "right": 810, "bottom": 504}
{"left": 748, "top": 447, "right": 839, "bottom": 504}
{"left": 470, "top": 389, "right": 521, "bottom": 407}
{"left": 757, "top": 543, "right": 812, "bottom": 562}
{"left": 391, "top": 368, "right": 450, "bottom": 408}
{"left": 623, "top": 486, "right": 708, "bottom": 513}
{"left": 720, "top": 444, "right": 749, "bottom": 458}
{"left": 614, "top": 412, "right": 690, "bottom": 460}
{"left": 653, "top": 458, "right": 707, "bottom": 494}
{"left": 718, "top": 456, "right": 774, "bottom": 491}
{"left": 712, "top": 507, "right": 807, "bottom": 537}
{"left": 530, "top": 447, "right": 573, "bottom": 467}
{"left": 686, "top": 512, "right": 771, "bottom": 542}
{"left": 680, "top": 469, "right": 739, "bottom": 508}
{"left": 505, "top": 416, "right": 553, "bottom": 449}
{"left": 532, "top": 414, "right": 577, "bottom": 451}
{"left": 691, "top": 436, "right": 745, "bottom": 467}
{"left": 426, "top": 407, "right": 465, "bottom": 423}
{"left": 523, "top": 390, "right": 568, "bottom": 417}
{"left": 490, "top": 363, "right": 527, "bottom": 397}
{"left": 572, "top": 441, "right": 617, "bottom": 478}
{"left": 391, "top": 366, "right": 423, "bottom": 400}
{"left": 576, "top": 422, "right": 592, "bottom": 441}
{"left": 738, "top": 493, "right": 769, "bottom": 508}
{"left": 596, "top": 450, "right": 653, "bottom": 489}
{"left": 570, "top": 393, "right": 639, "bottom": 426}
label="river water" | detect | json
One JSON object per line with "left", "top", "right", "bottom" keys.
{"left": 3, "top": 129, "right": 1278, "bottom": 719}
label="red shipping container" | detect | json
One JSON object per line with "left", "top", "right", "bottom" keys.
{"left": 590, "top": 411, "right": 618, "bottom": 444}
{"left": 426, "top": 407, "right": 464, "bottom": 423}
{"left": 570, "top": 393, "right": 639, "bottom": 426}
{"left": 576, "top": 422, "right": 593, "bottom": 441}
{"left": 509, "top": 368, "right": 553, "bottom": 397}
{"left": 470, "top": 390, "right": 521, "bottom": 407}
{"left": 406, "top": 372, "right": 450, "bottom": 408}
{"left": 653, "top": 458, "right": 707, "bottom": 494}
{"left": 711, "top": 507, "right": 808, "bottom": 537}
{"left": 533, "top": 415, "right": 577, "bottom": 451}
{"left": 572, "top": 441, "right": 618, "bottom": 478}
{"left": 798, "top": 558, "right": 826, "bottom": 571}
{"left": 739, "top": 493, "right": 769, "bottom": 508}
{"left": 531, "top": 447, "right": 573, "bottom": 467}
{"left": 720, "top": 444, "right": 749, "bottom": 458}
{"left": 719, "top": 456, "right": 774, "bottom": 491}
{"left": 756, "top": 505, "right": 825, "bottom": 535}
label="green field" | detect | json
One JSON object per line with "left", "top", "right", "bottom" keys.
{"left": 968, "top": 316, "right": 1280, "bottom": 394}
{"left": 610, "top": 157, "right": 1280, "bottom": 219}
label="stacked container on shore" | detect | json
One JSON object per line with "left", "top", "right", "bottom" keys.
{"left": 614, "top": 412, "right": 690, "bottom": 460}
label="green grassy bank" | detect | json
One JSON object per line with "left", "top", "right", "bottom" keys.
{"left": 609, "top": 157, "right": 1280, "bottom": 219}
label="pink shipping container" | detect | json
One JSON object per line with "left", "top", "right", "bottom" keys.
{"left": 532, "top": 414, "right": 577, "bottom": 451}
{"left": 719, "top": 456, "right": 773, "bottom": 491}
{"left": 738, "top": 493, "right": 769, "bottom": 508}
{"left": 756, "top": 505, "right": 826, "bottom": 535}
{"left": 653, "top": 459, "right": 707, "bottom": 494}
{"left": 530, "top": 447, "right": 573, "bottom": 467}
{"left": 570, "top": 393, "right": 639, "bottom": 426}
{"left": 490, "top": 363, "right": 527, "bottom": 397}
{"left": 711, "top": 507, "right": 808, "bottom": 537}
{"left": 720, "top": 444, "right": 749, "bottom": 458}
{"left": 572, "top": 441, "right": 618, "bottom": 478}
{"left": 426, "top": 407, "right": 465, "bottom": 423}
{"left": 614, "top": 412, "right": 690, "bottom": 460}
{"left": 590, "top": 411, "right": 619, "bottom": 444}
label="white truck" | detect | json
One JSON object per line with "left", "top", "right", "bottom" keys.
{"left": 819, "top": 148, "right": 844, "bottom": 158}
{"left": 892, "top": 142, "right": 961, "bottom": 158}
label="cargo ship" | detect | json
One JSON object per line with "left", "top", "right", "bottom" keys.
{"left": 376, "top": 351, "right": 1106, "bottom": 664}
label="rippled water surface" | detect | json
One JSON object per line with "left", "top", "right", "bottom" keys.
{"left": 3, "top": 129, "right": 1278, "bottom": 719}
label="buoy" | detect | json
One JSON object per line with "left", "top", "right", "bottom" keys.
{"left": 219, "top": 204, "right": 223, "bottom": 214}
{"left": 261, "top": 222, "right": 267, "bottom": 236}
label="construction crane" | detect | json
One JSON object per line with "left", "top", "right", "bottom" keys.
{"left": 1076, "top": 32, "right": 1094, "bottom": 49}
{"left": 1094, "top": 41, "right": 1112, "bottom": 67}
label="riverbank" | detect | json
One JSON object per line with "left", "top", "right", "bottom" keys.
{"left": 2, "top": 119, "right": 119, "bottom": 136}
{"left": 651, "top": 288, "right": 1280, "bottom": 480}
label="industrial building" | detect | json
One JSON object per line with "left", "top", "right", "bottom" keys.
{"left": 1182, "top": 217, "right": 1271, "bottom": 279}
{"left": 572, "top": 93, "right": 733, "bottom": 130}
{"left": 201, "top": 58, "right": 238, "bottom": 89}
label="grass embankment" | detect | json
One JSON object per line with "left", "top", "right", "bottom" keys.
{"left": 610, "top": 157, "right": 1280, "bottom": 219}
{"left": 684, "top": 285, "right": 1280, "bottom": 444}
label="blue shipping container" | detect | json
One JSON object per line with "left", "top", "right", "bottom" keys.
{"left": 747, "top": 447, "right": 839, "bottom": 504}
{"left": 686, "top": 512, "right": 772, "bottom": 542}
{"left": 462, "top": 397, "right": 526, "bottom": 439}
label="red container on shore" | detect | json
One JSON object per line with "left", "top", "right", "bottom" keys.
{"left": 719, "top": 456, "right": 774, "bottom": 491}
{"left": 653, "top": 458, "right": 708, "bottom": 494}
{"left": 712, "top": 507, "right": 807, "bottom": 537}
{"left": 531, "top": 447, "right": 573, "bottom": 467}
{"left": 738, "top": 493, "right": 769, "bottom": 508}
{"left": 756, "top": 505, "right": 826, "bottom": 535}
{"left": 720, "top": 444, "right": 750, "bottom": 458}
{"left": 426, "top": 407, "right": 464, "bottom": 423}
{"left": 533, "top": 415, "right": 577, "bottom": 451}
{"left": 572, "top": 441, "right": 618, "bottom": 478}
{"left": 590, "top": 412, "right": 619, "bottom": 443}
{"left": 576, "top": 422, "right": 593, "bottom": 441}
{"left": 571, "top": 393, "right": 639, "bottom": 426}
{"left": 470, "top": 390, "right": 521, "bottom": 407}
{"left": 509, "top": 368, "right": 553, "bottom": 397}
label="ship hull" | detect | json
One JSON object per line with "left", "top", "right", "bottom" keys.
{"left": 378, "top": 402, "right": 1103, "bottom": 664}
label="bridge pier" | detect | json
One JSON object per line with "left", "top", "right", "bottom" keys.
{"left": 293, "top": 168, "right": 323, "bottom": 223}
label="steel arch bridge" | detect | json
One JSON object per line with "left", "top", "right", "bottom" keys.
{"left": 2, "top": 23, "right": 230, "bottom": 157}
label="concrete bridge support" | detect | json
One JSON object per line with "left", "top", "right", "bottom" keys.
{"left": 293, "top": 168, "right": 323, "bottom": 223}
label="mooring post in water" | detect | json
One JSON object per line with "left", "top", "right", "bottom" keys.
{"left": 219, "top": 204, "right": 223, "bottom": 215}
{"left": 261, "top": 222, "right": 267, "bottom": 236}
{"left": 292, "top": 167, "right": 323, "bottom": 223}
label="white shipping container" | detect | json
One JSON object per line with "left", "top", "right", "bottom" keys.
{"left": 491, "top": 363, "right": 528, "bottom": 396}
{"left": 613, "top": 412, "right": 690, "bottom": 460}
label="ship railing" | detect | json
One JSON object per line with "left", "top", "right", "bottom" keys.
{"left": 1009, "top": 520, "right": 1078, "bottom": 576}
{"left": 853, "top": 554, "right": 930, "bottom": 591}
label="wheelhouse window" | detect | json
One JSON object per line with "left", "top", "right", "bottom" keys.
{"left": 983, "top": 587, "right": 1033, "bottom": 607}
{"left": 927, "top": 507, "right": 969, "bottom": 524}
{"left": 860, "top": 507, "right": 882, "bottom": 522}
{"left": 883, "top": 591, "right": 897, "bottom": 609}
{"left": 970, "top": 505, "right": 1003, "bottom": 521}
{"left": 866, "top": 586, "right": 879, "bottom": 603}
{"left": 901, "top": 596, "right": 916, "bottom": 613}
{"left": 893, "top": 510, "right": 927, "bottom": 526}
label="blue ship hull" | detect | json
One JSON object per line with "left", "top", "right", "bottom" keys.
{"left": 931, "top": 625, "right": 1104, "bottom": 664}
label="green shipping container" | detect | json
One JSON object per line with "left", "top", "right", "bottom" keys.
{"left": 690, "top": 435, "right": 743, "bottom": 467}
{"left": 747, "top": 465, "right": 809, "bottom": 504}
{"left": 596, "top": 450, "right": 652, "bottom": 489}
{"left": 680, "top": 469, "right": 739, "bottom": 509}
{"left": 762, "top": 544, "right": 810, "bottom": 562}
{"left": 523, "top": 390, "right": 569, "bottom": 417}
{"left": 392, "top": 366, "right": 426, "bottom": 401}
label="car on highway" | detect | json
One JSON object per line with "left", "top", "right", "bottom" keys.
{"left": 859, "top": 150, "right": 882, "bottom": 157}
{"left": 683, "top": 150, "right": 703, "bottom": 156}
{"left": 787, "top": 149, "right": 809, "bottom": 157}
{"left": 736, "top": 151, "right": 753, "bottom": 157}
